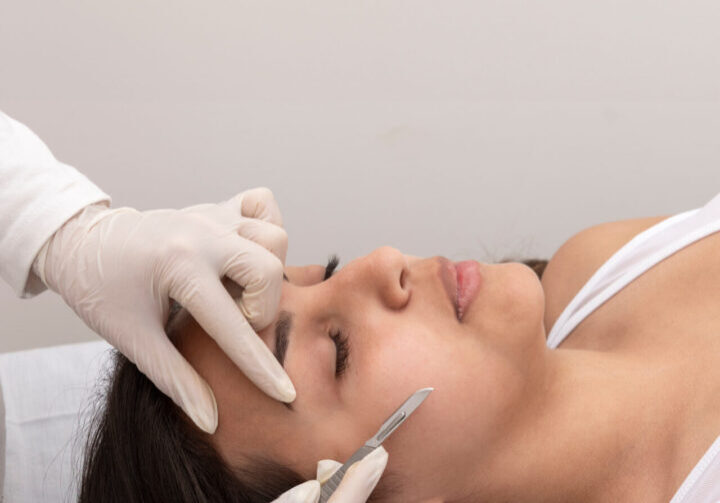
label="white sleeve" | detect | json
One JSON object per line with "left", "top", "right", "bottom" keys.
{"left": 0, "top": 111, "right": 111, "bottom": 298}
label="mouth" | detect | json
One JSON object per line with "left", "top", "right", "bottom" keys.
{"left": 438, "top": 257, "right": 483, "bottom": 322}
{"left": 437, "top": 257, "right": 460, "bottom": 320}
{"left": 454, "top": 260, "right": 482, "bottom": 321}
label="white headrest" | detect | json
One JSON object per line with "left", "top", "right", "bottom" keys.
{"left": 0, "top": 340, "right": 112, "bottom": 503}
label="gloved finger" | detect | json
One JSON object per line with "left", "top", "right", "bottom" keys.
{"left": 224, "top": 187, "right": 284, "bottom": 226}
{"left": 327, "top": 447, "right": 388, "bottom": 503}
{"left": 222, "top": 235, "right": 285, "bottom": 329}
{"left": 235, "top": 218, "right": 288, "bottom": 265}
{"left": 271, "top": 480, "right": 321, "bottom": 503}
{"left": 130, "top": 328, "right": 218, "bottom": 434}
{"left": 316, "top": 459, "right": 343, "bottom": 483}
{"left": 171, "top": 271, "right": 295, "bottom": 403}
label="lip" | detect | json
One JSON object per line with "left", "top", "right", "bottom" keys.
{"left": 454, "top": 260, "right": 482, "bottom": 321}
{"left": 437, "top": 257, "right": 459, "bottom": 319}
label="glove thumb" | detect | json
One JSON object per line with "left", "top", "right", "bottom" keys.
{"left": 317, "top": 459, "right": 343, "bottom": 484}
{"left": 325, "top": 447, "right": 388, "bottom": 503}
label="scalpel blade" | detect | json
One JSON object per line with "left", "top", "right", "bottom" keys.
{"left": 367, "top": 387, "right": 433, "bottom": 447}
{"left": 318, "top": 387, "right": 433, "bottom": 503}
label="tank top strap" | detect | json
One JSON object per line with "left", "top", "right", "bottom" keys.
{"left": 547, "top": 191, "right": 720, "bottom": 349}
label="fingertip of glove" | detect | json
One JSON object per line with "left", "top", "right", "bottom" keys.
{"left": 317, "top": 459, "right": 343, "bottom": 483}
{"left": 259, "top": 350, "right": 296, "bottom": 402}
{"left": 277, "top": 377, "right": 297, "bottom": 402}
{"left": 366, "top": 445, "right": 389, "bottom": 466}
{"left": 267, "top": 382, "right": 296, "bottom": 405}
{"left": 187, "top": 380, "right": 219, "bottom": 434}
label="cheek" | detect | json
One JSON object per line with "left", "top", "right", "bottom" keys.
{"left": 357, "top": 324, "right": 531, "bottom": 494}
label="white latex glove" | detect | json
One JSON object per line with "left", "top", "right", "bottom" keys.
{"left": 272, "top": 447, "right": 389, "bottom": 503}
{"left": 32, "top": 187, "right": 295, "bottom": 433}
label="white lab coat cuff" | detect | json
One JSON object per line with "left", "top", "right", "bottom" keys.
{"left": 3, "top": 172, "right": 110, "bottom": 298}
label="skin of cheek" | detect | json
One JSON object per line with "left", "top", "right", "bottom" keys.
{"left": 281, "top": 338, "right": 376, "bottom": 477}
{"left": 346, "top": 315, "right": 528, "bottom": 500}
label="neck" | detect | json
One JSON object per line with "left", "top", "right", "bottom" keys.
{"left": 463, "top": 348, "right": 679, "bottom": 502}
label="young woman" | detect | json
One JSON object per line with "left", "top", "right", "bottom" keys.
{"left": 80, "top": 192, "right": 720, "bottom": 502}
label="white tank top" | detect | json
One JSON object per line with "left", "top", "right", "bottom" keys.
{"left": 546, "top": 191, "right": 720, "bottom": 502}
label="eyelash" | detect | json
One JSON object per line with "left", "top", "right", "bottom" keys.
{"left": 324, "top": 254, "right": 348, "bottom": 377}
{"left": 324, "top": 254, "right": 340, "bottom": 280}
{"left": 330, "top": 329, "right": 350, "bottom": 377}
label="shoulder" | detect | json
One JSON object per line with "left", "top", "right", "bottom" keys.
{"left": 541, "top": 215, "right": 672, "bottom": 334}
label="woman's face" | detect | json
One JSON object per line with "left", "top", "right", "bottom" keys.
{"left": 179, "top": 247, "right": 549, "bottom": 502}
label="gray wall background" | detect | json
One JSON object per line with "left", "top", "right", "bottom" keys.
{"left": 1, "top": 1, "right": 719, "bottom": 353}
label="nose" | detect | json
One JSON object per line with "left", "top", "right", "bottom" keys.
{"left": 349, "top": 246, "right": 410, "bottom": 310}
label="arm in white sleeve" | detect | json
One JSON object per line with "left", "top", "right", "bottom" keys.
{"left": 0, "top": 110, "right": 110, "bottom": 298}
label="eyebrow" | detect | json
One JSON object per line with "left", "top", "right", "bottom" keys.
{"left": 274, "top": 310, "right": 293, "bottom": 369}
{"left": 273, "top": 309, "right": 294, "bottom": 411}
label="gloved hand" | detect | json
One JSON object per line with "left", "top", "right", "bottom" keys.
{"left": 32, "top": 187, "right": 295, "bottom": 433}
{"left": 273, "top": 447, "right": 389, "bottom": 503}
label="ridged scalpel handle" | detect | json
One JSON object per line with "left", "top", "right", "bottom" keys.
{"left": 318, "top": 444, "right": 376, "bottom": 502}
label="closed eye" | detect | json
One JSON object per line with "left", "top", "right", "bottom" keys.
{"left": 324, "top": 254, "right": 348, "bottom": 377}
{"left": 330, "top": 328, "right": 349, "bottom": 377}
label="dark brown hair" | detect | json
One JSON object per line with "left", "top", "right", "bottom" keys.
{"left": 79, "top": 350, "right": 400, "bottom": 502}
{"left": 516, "top": 258, "right": 549, "bottom": 279}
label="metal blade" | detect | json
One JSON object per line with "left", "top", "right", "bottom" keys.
{"left": 318, "top": 387, "right": 433, "bottom": 503}
{"left": 367, "top": 387, "right": 433, "bottom": 447}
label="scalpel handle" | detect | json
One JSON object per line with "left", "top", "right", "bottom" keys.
{"left": 318, "top": 444, "right": 376, "bottom": 503}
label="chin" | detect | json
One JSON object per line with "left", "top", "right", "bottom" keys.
{"left": 463, "top": 261, "right": 546, "bottom": 347}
